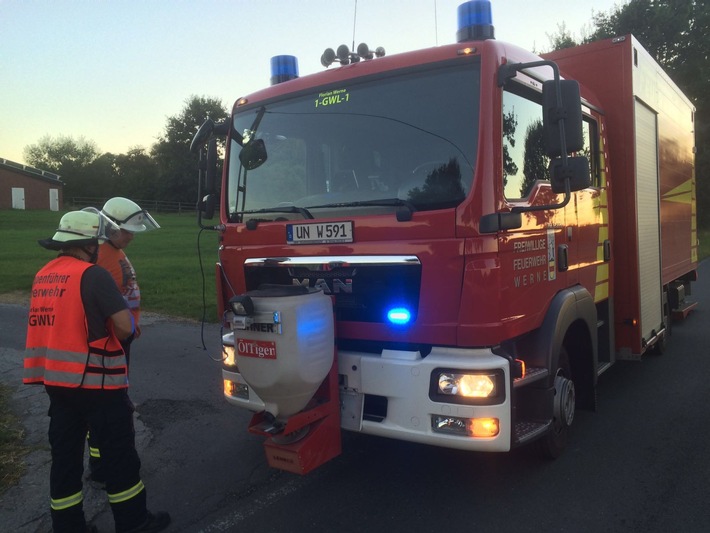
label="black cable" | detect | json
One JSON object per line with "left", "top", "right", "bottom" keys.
{"left": 197, "top": 227, "right": 226, "bottom": 362}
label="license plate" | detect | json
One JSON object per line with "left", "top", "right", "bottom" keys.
{"left": 286, "top": 221, "right": 353, "bottom": 244}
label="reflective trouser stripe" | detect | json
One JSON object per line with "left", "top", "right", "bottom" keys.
{"left": 107, "top": 480, "right": 145, "bottom": 504}
{"left": 51, "top": 490, "right": 83, "bottom": 511}
{"left": 86, "top": 432, "right": 101, "bottom": 458}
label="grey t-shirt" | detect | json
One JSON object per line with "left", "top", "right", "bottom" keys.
{"left": 80, "top": 265, "right": 129, "bottom": 342}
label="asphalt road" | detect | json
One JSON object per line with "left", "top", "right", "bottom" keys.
{"left": 2, "top": 262, "right": 710, "bottom": 532}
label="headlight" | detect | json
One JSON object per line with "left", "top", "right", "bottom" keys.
{"left": 430, "top": 369, "right": 504, "bottom": 405}
{"left": 438, "top": 372, "right": 496, "bottom": 397}
{"left": 223, "top": 345, "right": 237, "bottom": 368}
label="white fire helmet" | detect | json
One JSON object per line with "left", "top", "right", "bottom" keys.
{"left": 101, "top": 197, "right": 160, "bottom": 233}
{"left": 39, "top": 208, "right": 120, "bottom": 250}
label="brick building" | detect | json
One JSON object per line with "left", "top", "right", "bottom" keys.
{"left": 0, "top": 158, "right": 64, "bottom": 210}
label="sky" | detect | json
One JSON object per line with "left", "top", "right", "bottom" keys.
{"left": 0, "top": 0, "right": 624, "bottom": 166}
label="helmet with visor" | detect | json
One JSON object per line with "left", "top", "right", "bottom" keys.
{"left": 101, "top": 197, "right": 160, "bottom": 233}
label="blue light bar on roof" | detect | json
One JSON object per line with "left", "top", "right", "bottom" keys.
{"left": 270, "top": 55, "right": 299, "bottom": 85}
{"left": 456, "top": 0, "right": 495, "bottom": 42}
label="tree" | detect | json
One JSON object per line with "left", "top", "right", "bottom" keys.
{"left": 407, "top": 158, "right": 466, "bottom": 206}
{"left": 151, "top": 96, "right": 229, "bottom": 204}
{"left": 502, "top": 109, "right": 519, "bottom": 189}
{"left": 23, "top": 134, "right": 99, "bottom": 173}
{"left": 23, "top": 135, "right": 101, "bottom": 198}
{"left": 546, "top": 22, "right": 579, "bottom": 51}
{"left": 521, "top": 120, "right": 549, "bottom": 198}
{"left": 111, "top": 148, "right": 160, "bottom": 199}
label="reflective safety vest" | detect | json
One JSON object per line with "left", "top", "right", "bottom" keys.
{"left": 24, "top": 256, "right": 128, "bottom": 389}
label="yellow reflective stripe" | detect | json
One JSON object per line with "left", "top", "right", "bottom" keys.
{"left": 86, "top": 431, "right": 101, "bottom": 457}
{"left": 594, "top": 263, "right": 610, "bottom": 303}
{"left": 596, "top": 264, "right": 609, "bottom": 283}
{"left": 597, "top": 225, "right": 609, "bottom": 242}
{"left": 51, "top": 490, "right": 83, "bottom": 510}
{"left": 595, "top": 281, "right": 609, "bottom": 302}
{"left": 107, "top": 480, "right": 145, "bottom": 504}
{"left": 594, "top": 189, "right": 610, "bottom": 294}
{"left": 662, "top": 179, "right": 693, "bottom": 203}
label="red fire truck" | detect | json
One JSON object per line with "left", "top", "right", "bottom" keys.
{"left": 191, "top": 0, "right": 697, "bottom": 473}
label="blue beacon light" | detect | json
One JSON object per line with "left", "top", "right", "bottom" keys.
{"left": 270, "top": 55, "right": 299, "bottom": 85}
{"left": 387, "top": 308, "right": 412, "bottom": 326}
{"left": 456, "top": 0, "right": 495, "bottom": 43}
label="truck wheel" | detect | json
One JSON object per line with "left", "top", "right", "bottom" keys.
{"left": 653, "top": 296, "right": 671, "bottom": 355}
{"left": 540, "top": 347, "right": 575, "bottom": 459}
{"left": 652, "top": 332, "right": 667, "bottom": 355}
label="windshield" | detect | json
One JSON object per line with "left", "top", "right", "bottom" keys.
{"left": 227, "top": 59, "right": 480, "bottom": 221}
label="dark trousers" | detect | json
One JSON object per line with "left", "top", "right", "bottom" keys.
{"left": 46, "top": 385, "right": 148, "bottom": 532}
{"left": 88, "top": 338, "right": 132, "bottom": 481}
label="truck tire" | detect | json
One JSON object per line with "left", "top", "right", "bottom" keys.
{"left": 540, "top": 346, "right": 575, "bottom": 459}
{"left": 652, "top": 332, "right": 667, "bottom": 355}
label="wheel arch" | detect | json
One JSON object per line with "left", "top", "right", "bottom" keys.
{"left": 520, "top": 285, "right": 598, "bottom": 410}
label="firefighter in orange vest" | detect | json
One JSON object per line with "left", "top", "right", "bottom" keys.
{"left": 98, "top": 197, "right": 160, "bottom": 351}
{"left": 24, "top": 208, "right": 170, "bottom": 533}
{"left": 86, "top": 197, "right": 160, "bottom": 484}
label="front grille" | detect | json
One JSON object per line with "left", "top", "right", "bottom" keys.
{"left": 244, "top": 256, "right": 421, "bottom": 323}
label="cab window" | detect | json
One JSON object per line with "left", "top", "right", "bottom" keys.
{"left": 502, "top": 86, "right": 597, "bottom": 199}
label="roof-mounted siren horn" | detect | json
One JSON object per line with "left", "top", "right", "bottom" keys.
{"left": 456, "top": 0, "right": 495, "bottom": 42}
{"left": 321, "top": 43, "right": 385, "bottom": 68}
{"left": 356, "top": 43, "right": 386, "bottom": 60}
{"left": 270, "top": 55, "right": 299, "bottom": 85}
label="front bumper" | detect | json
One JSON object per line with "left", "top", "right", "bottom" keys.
{"left": 223, "top": 343, "right": 513, "bottom": 452}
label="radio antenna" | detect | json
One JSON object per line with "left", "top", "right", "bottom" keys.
{"left": 352, "top": 0, "right": 358, "bottom": 50}
{"left": 434, "top": 0, "right": 439, "bottom": 45}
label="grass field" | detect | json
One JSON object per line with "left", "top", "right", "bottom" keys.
{"left": 0, "top": 209, "right": 219, "bottom": 322}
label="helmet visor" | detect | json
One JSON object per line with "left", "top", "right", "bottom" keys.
{"left": 117, "top": 210, "right": 160, "bottom": 233}
{"left": 81, "top": 207, "right": 121, "bottom": 241}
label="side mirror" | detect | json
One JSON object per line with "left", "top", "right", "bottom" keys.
{"left": 239, "top": 139, "right": 267, "bottom": 170}
{"left": 549, "top": 156, "right": 591, "bottom": 194}
{"left": 205, "top": 139, "right": 218, "bottom": 193}
{"left": 190, "top": 119, "right": 232, "bottom": 153}
{"left": 200, "top": 194, "right": 217, "bottom": 220}
{"left": 190, "top": 119, "right": 215, "bottom": 154}
{"left": 543, "top": 79, "right": 584, "bottom": 157}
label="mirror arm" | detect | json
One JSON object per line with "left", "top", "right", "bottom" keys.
{"left": 511, "top": 180, "right": 571, "bottom": 214}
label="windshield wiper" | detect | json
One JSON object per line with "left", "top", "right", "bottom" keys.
{"left": 235, "top": 205, "right": 314, "bottom": 221}
{"left": 306, "top": 198, "right": 417, "bottom": 221}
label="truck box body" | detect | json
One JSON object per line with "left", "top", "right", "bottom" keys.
{"left": 545, "top": 36, "right": 697, "bottom": 357}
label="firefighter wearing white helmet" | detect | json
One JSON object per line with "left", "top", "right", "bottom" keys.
{"left": 102, "top": 196, "right": 161, "bottom": 233}
{"left": 98, "top": 197, "right": 160, "bottom": 342}
{"left": 25, "top": 208, "right": 170, "bottom": 533}
{"left": 37, "top": 207, "right": 120, "bottom": 261}
{"left": 88, "top": 199, "right": 160, "bottom": 486}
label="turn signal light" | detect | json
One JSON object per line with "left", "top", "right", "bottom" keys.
{"left": 470, "top": 417, "right": 499, "bottom": 438}
{"left": 223, "top": 379, "right": 249, "bottom": 400}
